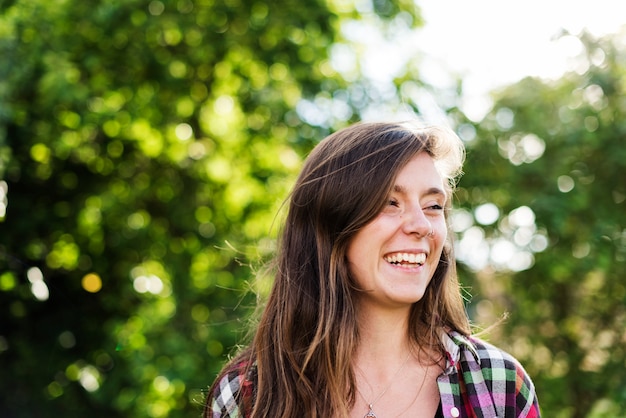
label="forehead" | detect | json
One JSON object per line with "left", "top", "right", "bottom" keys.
{"left": 392, "top": 153, "right": 445, "bottom": 193}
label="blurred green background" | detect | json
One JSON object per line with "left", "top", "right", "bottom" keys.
{"left": 0, "top": 0, "right": 624, "bottom": 417}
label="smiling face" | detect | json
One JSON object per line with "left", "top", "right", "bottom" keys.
{"left": 346, "top": 152, "right": 447, "bottom": 310}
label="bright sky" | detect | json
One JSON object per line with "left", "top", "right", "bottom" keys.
{"left": 414, "top": 0, "right": 626, "bottom": 119}
{"left": 325, "top": 0, "right": 625, "bottom": 124}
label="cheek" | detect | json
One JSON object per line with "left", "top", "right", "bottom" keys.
{"left": 345, "top": 236, "right": 366, "bottom": 276}
{"left": 345, "top": 226, "right": 381, "bottom": 286}
{"left": 438, "top": 226, "right": 448, "bottom": 243}
{"left": 345, "top": 251, "right": 368, "bottom": 291}
{"left": 434, "top": 218, "right": 448, "bottom": 239}
{"left": 432, "top": 221, "right": 448, "bottom": 258}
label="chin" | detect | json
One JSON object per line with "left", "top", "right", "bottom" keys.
{"left": 394, "top": 291, "right": 427, "bottom": 305}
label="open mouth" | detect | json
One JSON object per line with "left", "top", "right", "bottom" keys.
{"left": 384, "top": 252, "right": 426, "bottom": 267}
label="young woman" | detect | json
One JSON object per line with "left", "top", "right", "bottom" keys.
{"left": 204, "top": 122, "right": 540, "bottom": 418}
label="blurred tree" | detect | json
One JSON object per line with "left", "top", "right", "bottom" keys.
{"left": 451, "top": 30, "right": 626, "bottom": 417}
{"left": 0, "top": 0, "right": 421, "bottom": 417}
{"left": 5, "top": 0, "right": 623, "bottom": 415}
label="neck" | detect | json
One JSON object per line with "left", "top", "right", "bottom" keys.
{"left": 355, "top": 304, "right": 413, "bottom": 365}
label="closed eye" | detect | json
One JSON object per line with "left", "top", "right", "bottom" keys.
{"left": 423, "top": 203, "right": 444, "bottom": 214}
{"left": 382, "top": 197, "right": 402, "bottom": 214}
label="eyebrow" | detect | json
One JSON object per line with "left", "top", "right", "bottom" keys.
{"left": 392, "top": 184, "right": 447, "bottom": 199}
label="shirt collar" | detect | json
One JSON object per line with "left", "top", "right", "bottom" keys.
{"left": 440, "top": 328, "right": 479, "bottom": 373}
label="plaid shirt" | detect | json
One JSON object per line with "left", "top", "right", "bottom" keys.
{"left": 208, "top": 330, "right": 540, "bottom": 418}
{"left": 438, "top": 331, "right": 540, "bottom": 417}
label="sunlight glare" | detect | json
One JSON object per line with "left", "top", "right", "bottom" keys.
{"left": 474, "top": 203, "right": 500, "bottom": 225}
{"left": 27, "top": 267, "right": 49, "bottom": 301}
{"left": 508, "top": 206, "right": 535, "bottom": 227}
{"left": 558, "top": 175, "right": 575, "bottom": 193}
{"left": 133, "top": 275, "right": 164, "bottom": 295}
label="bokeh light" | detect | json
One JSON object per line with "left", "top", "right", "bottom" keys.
{"left": 81, "top": 273, "right": 103, "bottom": 293}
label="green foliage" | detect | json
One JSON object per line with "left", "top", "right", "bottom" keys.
{"left": 454, "top": 31, "right": 626, "bottom": 417}
{"left": 0, "top": 0, "right": 420, "bottom": 417}
{"left": 3, "top": 0, "right": 625, "bottom": 415}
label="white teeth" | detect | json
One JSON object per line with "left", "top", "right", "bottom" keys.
{"left": 385, "top": 252, "right": 426, "bottom": 265}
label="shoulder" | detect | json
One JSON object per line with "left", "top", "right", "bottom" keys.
{"left": 443, "top": 330, "right": 540, "bottom": 416}
{"left": 469, "top": 336, "right": 526, "bottom": 373}
{"left": 466, "top": 336, "right": 541, "bottom": 417}
{"left": 207, "top": 360, "right": 257, "bottom": 418}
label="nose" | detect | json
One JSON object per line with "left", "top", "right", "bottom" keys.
{"left": 401, "top": 206, "right": 432, "bottom": 238}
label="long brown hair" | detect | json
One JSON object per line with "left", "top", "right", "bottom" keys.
{"left": 207, "top": 122, "right": 470, "bottom": 417}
